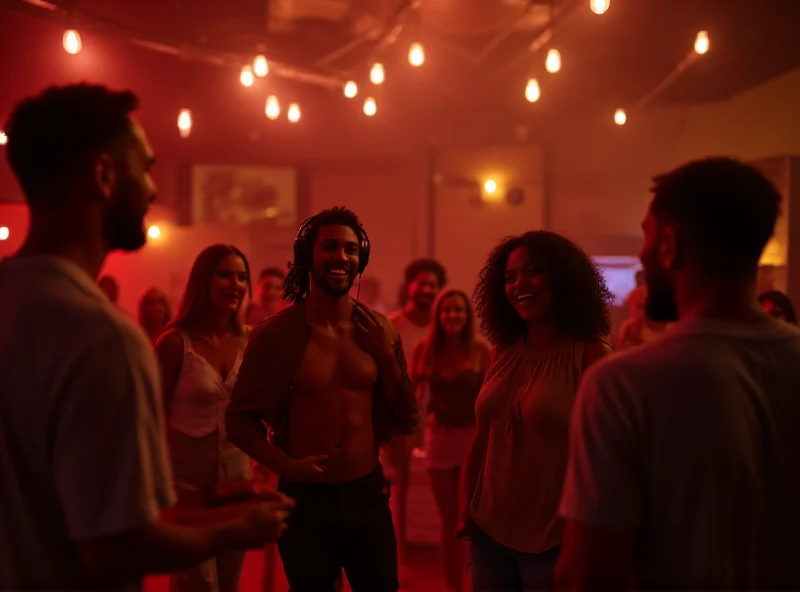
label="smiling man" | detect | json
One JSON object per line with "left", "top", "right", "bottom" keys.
{"left": 227, "top": 206, "right": 419, "bottom": 592}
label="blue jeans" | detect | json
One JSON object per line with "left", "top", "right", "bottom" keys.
{"left": 469, "top": 526, "right": 560, "bottom": 592}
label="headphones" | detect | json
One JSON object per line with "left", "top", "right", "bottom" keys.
{"left": 293, "top": 213, "right": 371, "bottom": 273}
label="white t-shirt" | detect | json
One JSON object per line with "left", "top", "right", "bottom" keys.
{"left": 559, "top": 317, "right": 800, "bottom": 590}
{"left": 387, "top": 309, "right": 430, "bottom": 364}
{"left": 0, "top": 256, "right": 175, "bottom": 590}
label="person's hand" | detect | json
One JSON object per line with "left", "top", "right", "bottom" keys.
{"left": 352, "top": 302, "right": 394, "bottom": 360}
{"left": 233, "top": 497, "right": 295, "bottom": 548}
{"left": 281, "top": 454, "right": 328, "bottom": 482}
{"left": 455, "top": 512, "right": 477, "bottom": 539}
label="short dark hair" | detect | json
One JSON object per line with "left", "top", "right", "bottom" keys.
{"left": 474, "top": 231, "right": 613, "bottom": 349}
{"left": 284, "top": 206, "right": 367, "bottom": 303}
{"left": 5, "top": 83, "right": 138, "bottom": 205}
{"left": 259, "top": 266, "right": 285, "bottom": 281}
{"left": 650, "top": 157, "right": 781, "bottom": 276}
{"left": 404, "top": 258, "right": 447, "bottom": 287}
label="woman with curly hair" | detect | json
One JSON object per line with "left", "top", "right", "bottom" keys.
{"left": 457, "top": 231, "right": 614, "bottom": 591}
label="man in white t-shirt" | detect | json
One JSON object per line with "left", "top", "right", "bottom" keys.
{"left": 556, "top": 157, "right": 800, "bottom": 591}
{"left": 0, "top": 84, "right": 293, "bottom": 590}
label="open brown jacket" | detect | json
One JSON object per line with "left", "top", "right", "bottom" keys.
{"left": 226, "top": 300, "right": 419, "bottom": 453}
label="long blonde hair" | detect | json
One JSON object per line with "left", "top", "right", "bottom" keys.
{"left": 168, "top": 244, "right": 252, "bottom": 337}
{"left": 137, "top": 286, "right": 171, "bottom": 339}
{"left": 415, "top": 288, "right": 477, "bottom": 379}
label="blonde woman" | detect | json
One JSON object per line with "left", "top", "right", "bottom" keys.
{"left": 138, "top": 286, "right": 172, "bottom": 344}
{"left": 156, "top": 244, "right": 254, "bottom": 592}
{"left": 411, "top": 288, "right": 491, "bottom": 592}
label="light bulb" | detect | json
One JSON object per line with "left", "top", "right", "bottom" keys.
{"left": 63, "top": 29, "right": 82, "bottom": 55}
{"left": 370, "top": 63, "right": 385, "bottom": 85}
{"left": 545, "top": 49, "right": 561, "bottom": 73}
{"left": 483, "top": 180, "right": 497, "bottom": 195}
{"left": 265, "top": 96, "right": 280, "bottom": 120}
{"left": 344, "top": 81, "right": 358, "bottom": 98}
{"left": 147, "top": 225, "right": 161, "bottom": 239}
{"left": 525, "top": 78, "right": 541, "bottom": 103}
{"left": 240, "top": 65, "right": 255, "bottom": 87}
{"left": 408, "top": 43, "right": 425, "bottom": 67}
{"left": 614, "top": 108, "right": 627, "bottom": 125}
{"left": 0, "top": 227, "right": 8, "bottom": 241}
{"left": 694, "top": 31, "right": 710, "bottom": 55}
{"left": 590, "top": 0, "right": 610, "bottom": 15}
{"left": 287, "top": 103, "right": 301, "bottom": 123}
{"left": 254, "top": 55, "right": 269, "bottom": 77}
{"left": 0, "top": 131, "right": 6, "bottom": 146}
{"left": 177, "top": 109, "right": 192, "bottom": 138}
{"left": 363, "top": 97, "right": 377, "bottom": 117}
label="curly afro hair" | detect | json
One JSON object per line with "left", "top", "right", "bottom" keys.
{"left": 474, "top": 231, "right": 613, "bottom": 349}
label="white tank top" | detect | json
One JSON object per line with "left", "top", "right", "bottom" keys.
{"left": 168, "top": 331, "right": 243, "bottom": 437}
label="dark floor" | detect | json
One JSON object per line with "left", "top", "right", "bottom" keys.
{"left": 146, "top": 544, "right": 449, "bottom": 592}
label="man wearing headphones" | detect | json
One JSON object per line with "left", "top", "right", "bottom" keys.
{"left": 227, "top": 206, "right": 419, "bottom": 592}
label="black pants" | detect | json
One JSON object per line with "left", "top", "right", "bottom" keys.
{"left": 277, "top": 465, "right": 399, "bottom": 592}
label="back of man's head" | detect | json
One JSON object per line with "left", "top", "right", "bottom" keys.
{"left": 650, "top": 157, "right": 781, "bottom": 277}
{"left": 5, "top": 83, "right": 138, "bottom": 207}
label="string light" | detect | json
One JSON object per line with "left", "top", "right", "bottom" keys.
{"left": 253, "top": 55, "right": 269, "bottom": 77}
{"left": 240, "top": 65, "right": 255, "bottom": 87}
{"left": 614, "top": 108, "right": 627, "bottom": 125}
{"left": 265, "top": 96, "right": 280, "bottom": 120}
{"left": 694, "top": 31, "right": 710, "bottom": 55}
{"left": 363, "top": 97, "right": 377, "bottom": 116}
{"left": 0, "top": 227, "right": 8, "bottom": 241}
{"left": 483, "top": 180, "right": 498, "bottom": 194}
{"left": 590, "top": 0, "right": 610, "bottom": 15}
{"left": 408, "top": 43, "right": 425, "bottom": 67}
{"left": 545, "top": 49, "right": 561, "bottom": 73}
{"left": 370, "top": 63, "right": 385, "bottom": 85}
{"left": 177, "top": 109, "right": 192, "bottom": 138}
{"left": 147, "top": 225, "right": 161, "bottom": 239}
{"left": 525, "top": 78, "right": 541, "bottom": 103}
{"left": 287, "top": 103, "right": 301, "bottom": 123}
{"left": 344, "top": 81, "right": 358, "bottom": 98}
{"left": 63, "top": 29, "right": 82, "bottom": 55}
{"left": 0, "top": 131, "right": 6, "bottom": 146}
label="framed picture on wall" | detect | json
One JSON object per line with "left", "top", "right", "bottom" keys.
{"left": 189, "top": 164, "right": 298, "bottom": 227}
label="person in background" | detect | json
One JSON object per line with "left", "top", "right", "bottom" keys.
{"left": 459, "top": 231, "right": 613, "bottom": 591}
{"left": 387, "top": 257, "right": 447, "bottom": 555}
{"left": 0, "top": 83, "right": 292, "bottom": 591}
{"left": 156, "top": 244, "right": 256, "bottom": 592}
{"left": 410, "top": 288, "right": 491, "bottom": 592}
{"left": 759, "top": 289, "right": 797, "bottom": 324}
{"left": 98, "top": 273, "right": 120, "bottom": 305}
{"left": 246, "top": 266, "right": 286, "bottom": 326}
{"left": 556, "top": 158, "right": 800, "bottom": 591}
{"left": 615, "top": 285, "right": 670, "bottom": 351}
{"left": 226, "top": 207, "right": 418, "bottom": 592}
{"left": 138, "top": 286, "right": 172, "bottom": 344}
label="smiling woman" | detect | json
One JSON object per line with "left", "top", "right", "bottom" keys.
{"left": 458, "top": 231, "right": 614, "bottom": 592}
{"left": 154, "top": 244, "right": 255, "bottom": 592}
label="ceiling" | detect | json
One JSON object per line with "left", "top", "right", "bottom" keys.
{"left": 1, "top": 0, "right": 800, "bottom": 155}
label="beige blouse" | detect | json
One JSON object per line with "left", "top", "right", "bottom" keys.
{"left": 471, "top": 338, "right": 587, "bottom": 553}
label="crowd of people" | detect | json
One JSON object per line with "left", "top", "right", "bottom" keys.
{"left": 2, "top": 83, "right": 799, "bottom": 592}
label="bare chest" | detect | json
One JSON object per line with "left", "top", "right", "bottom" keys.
{"left": 293, "top": 327, "right": 379, "bottom": 392}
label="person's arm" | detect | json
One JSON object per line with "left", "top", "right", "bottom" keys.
{"left": 56, "top": 327, "right": 292, "bottom": 585}
{"left": 555, "top": 362, "right": 642, "bottom": 591}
